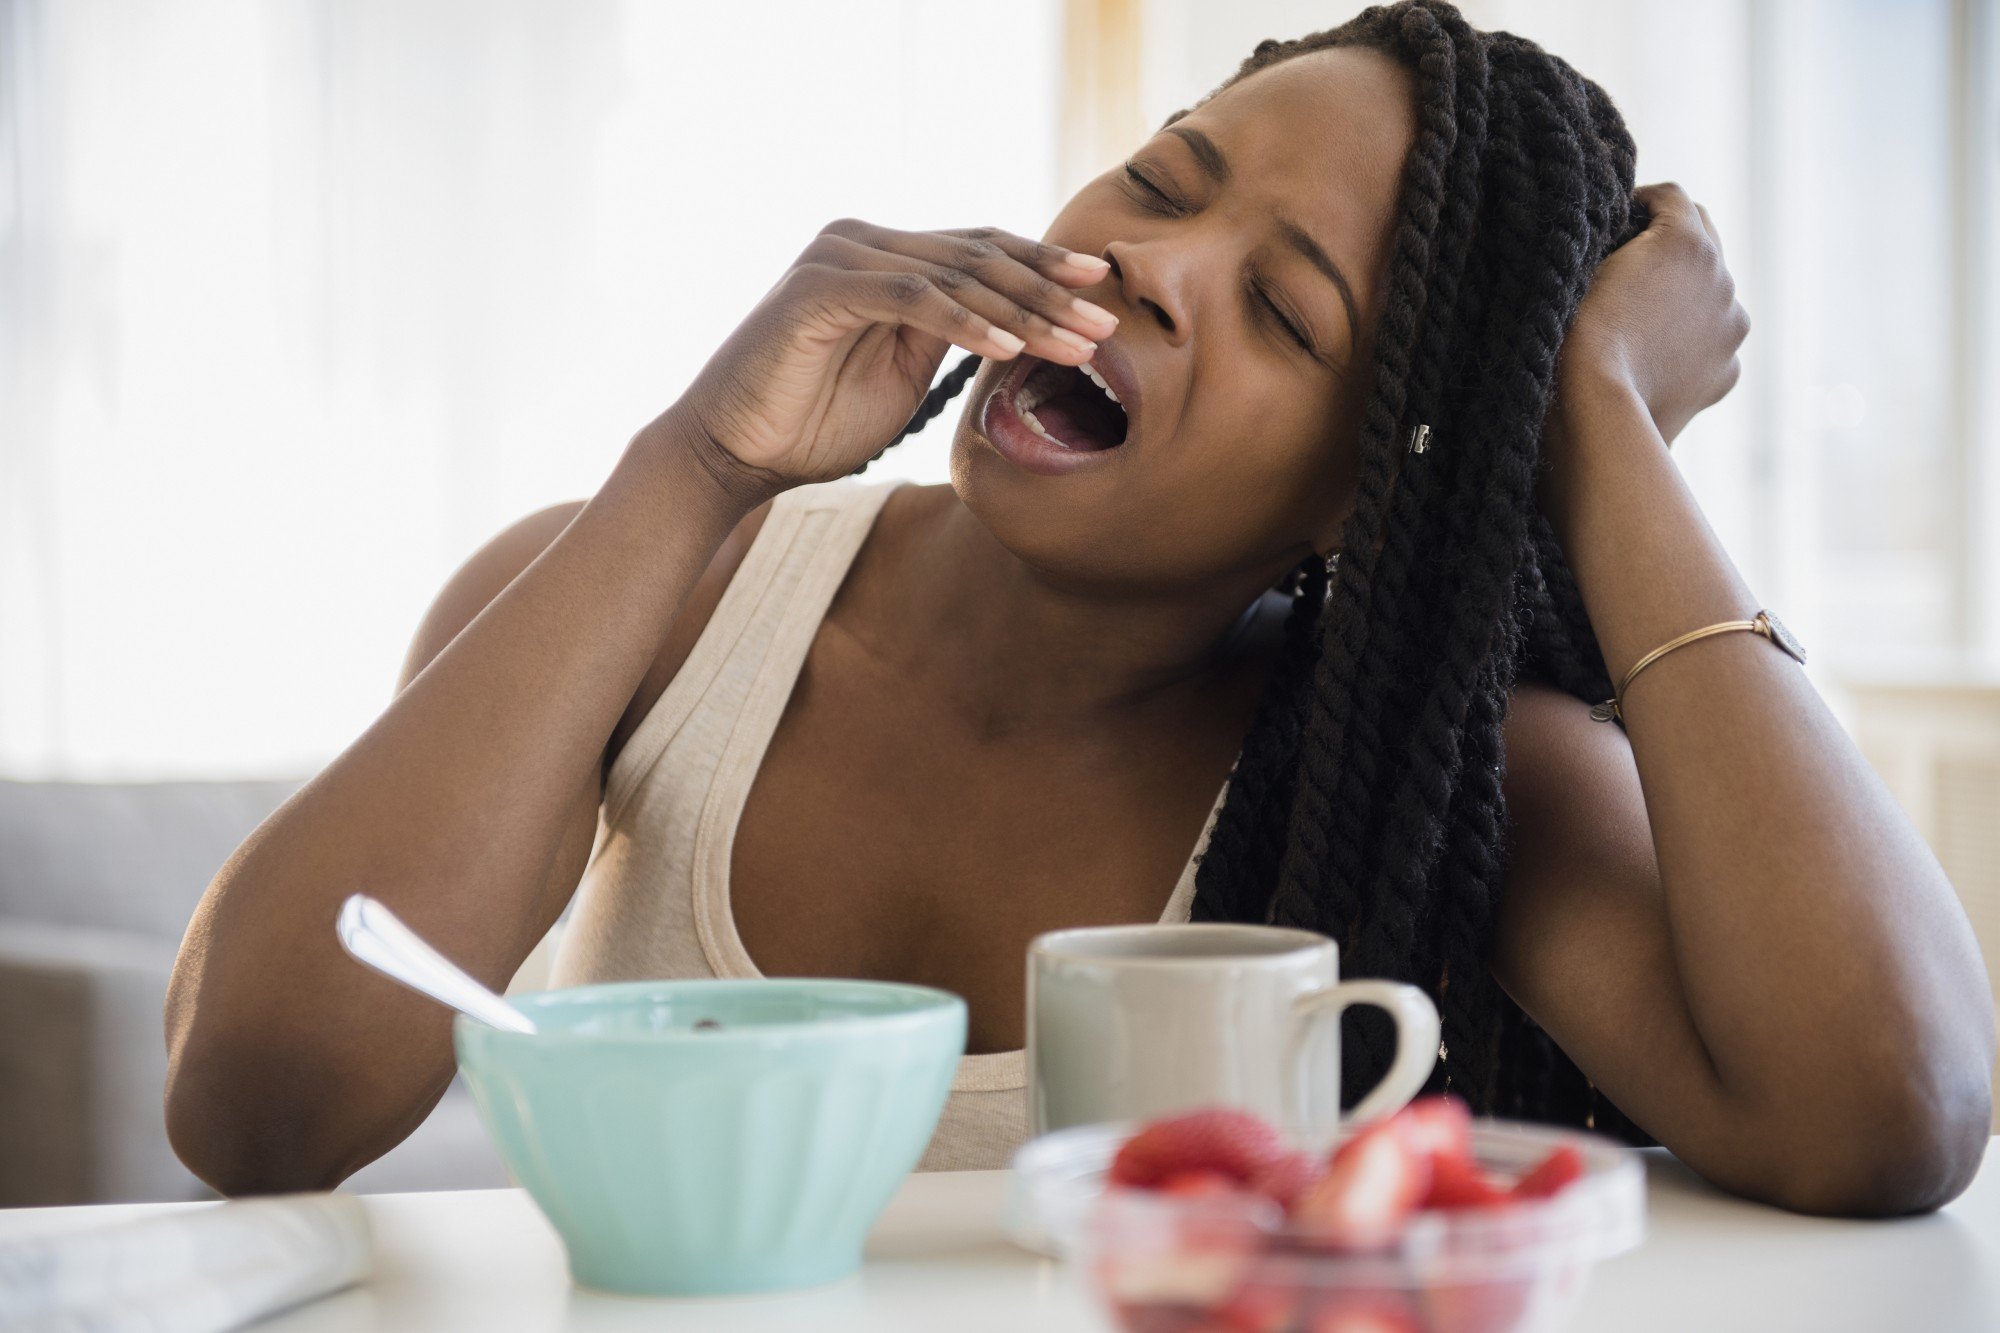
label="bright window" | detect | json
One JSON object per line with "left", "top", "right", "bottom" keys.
{"left": 0, "top": 0, "right": 1062, "bottom": 776}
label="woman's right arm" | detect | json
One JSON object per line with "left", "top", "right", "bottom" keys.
{"left": 163, "top": 423, "right": 769, "bottom": 1195}
{"left": 163, "top": 218, "right": 1114, "bottom": 1195}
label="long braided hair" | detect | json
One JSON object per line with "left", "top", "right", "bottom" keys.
{"left": 856, "top": 0, "right": 1657, "bottom": 1145}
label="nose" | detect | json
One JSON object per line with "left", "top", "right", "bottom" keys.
{"left": 1099, "top": 239, "right": 1188, "bottom": 343}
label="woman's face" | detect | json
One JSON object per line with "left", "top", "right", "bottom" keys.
{"left": 949, "top": 45, "right": 1419, "bottom": 598}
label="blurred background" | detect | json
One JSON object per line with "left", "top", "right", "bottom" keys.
{"left": 2, "top": 0, "right": 1995, "bottom": 1204}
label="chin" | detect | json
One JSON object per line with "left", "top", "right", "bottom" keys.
{"left": 946, "top": 426, "right": 1159, "bottom": 597}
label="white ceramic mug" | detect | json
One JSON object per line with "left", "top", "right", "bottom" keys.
{"left": 1025, "top": 923, "right": 1441, "bottom": 1149}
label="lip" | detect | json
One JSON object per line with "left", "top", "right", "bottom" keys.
{"left": 977, "top": 341, "right": 1142, "bottom": 478}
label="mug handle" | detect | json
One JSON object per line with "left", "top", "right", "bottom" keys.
{"left": 1286, "top": 980, "right": 1442, "bottom": 1130}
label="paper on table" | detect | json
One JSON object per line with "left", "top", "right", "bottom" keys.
{"left": 0, "top": 1191, "right": 372, "bottom": 1333}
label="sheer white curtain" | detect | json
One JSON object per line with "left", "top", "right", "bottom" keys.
{"left": 0, "top": 0, "right": 1060, "bottom": 777}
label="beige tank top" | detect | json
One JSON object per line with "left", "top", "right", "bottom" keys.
{"left": 546, "top": 474, "right": 1232, "bottom": 1171}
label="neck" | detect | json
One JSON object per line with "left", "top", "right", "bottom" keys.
{"left": 858, "top": 486, "right": 1286, "bottom": 736}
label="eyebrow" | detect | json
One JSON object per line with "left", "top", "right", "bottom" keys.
{"left": 1163, "top": 125, "right": 1363, "bottom": 354}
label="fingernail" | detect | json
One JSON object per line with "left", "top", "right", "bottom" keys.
{"left": 1048, "top": 326, "right": 1097, "bottom": 354}
{"left": 1071, "top": 298, "right": 1118, "bottom": 326}
{"left": 1063, "top": 251, "right": 1110, "bottom": 272}
{"left": 988, "top": 328, "right": 1027, "bottom": 354}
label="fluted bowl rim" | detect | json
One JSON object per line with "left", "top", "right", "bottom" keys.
{"left": 455, "top": 976, "right": 968, "bottom": 1050}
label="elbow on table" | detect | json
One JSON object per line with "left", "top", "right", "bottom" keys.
{"left": 168, "top": 1126, "right": 350, "bottom": 1199}
{"left": 165, "top": 1066, "right": 350, "bottom": 1198}
{"left": 163, "top": 1031, "right": 387, "bottom": 1199}
{"left": 1758, "top": 1075, "right": 1992, "bottom": 1218}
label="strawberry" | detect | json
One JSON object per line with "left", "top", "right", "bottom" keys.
{"left": 1419, "top": 1276, "right": 1537, "bottom": 1333}
{"left": 1161, "top": 1170, "right": 1248, "bottom": 1199}
{"left": 1210, "top": 1255, "right": 1305, "bottom": 1333}
{"left": 1248, "top": 1150, "right": 1324, "bottom": 1213}
{"left": 1304, "top": 1285, "right": 1425, "bottom": 1333}
{"left": 1391, "top": 1094, "right": 1473, "bottom": 1163}
{"left": 1421, "top": 1151, "right": 1513, "bottom": 1210}
{"left": 1510, "top": 1144, "right": 1585, "bottom": 1200}
{"left": 1094, "top": 1182, "right": 1267, "bottom": 1309}
{"left": 1292, "top": 1118, "right": 1431, "bottom": 1251}
{"left": 1111, "top": 1301, "right": 1231, "bottom": 1333}
{"left": 1308, "top": 1308, "right": 1422, "bottom": 1333}
{"left": 1110, "top": 1108, "right": 1289, "bottom": 1190}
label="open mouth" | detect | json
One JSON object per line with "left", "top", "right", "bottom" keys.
{"left": 1003, "top": 356, "right": 1130, "bottom": 451}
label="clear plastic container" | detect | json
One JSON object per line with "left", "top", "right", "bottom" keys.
{"left": 1005, "top": 1118, "right": 1646, "bottom": 1333}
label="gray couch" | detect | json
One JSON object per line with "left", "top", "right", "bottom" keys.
{"left": 0, "top": 778, "right": 513, "bottom": 1205}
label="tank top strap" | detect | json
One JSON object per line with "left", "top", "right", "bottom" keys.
{"left": 602, "top": 475, "right": 904, "bottom": 827}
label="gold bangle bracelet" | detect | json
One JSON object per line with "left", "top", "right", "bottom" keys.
{"left": 1590, "top": 609, "right": 1807, "bottom": 724}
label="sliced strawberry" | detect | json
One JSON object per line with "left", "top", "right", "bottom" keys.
{"left": 1093, "top": 1187, "right": 1267, "bottom": 1308}
{"left": 1210, "top": 1255, "right": 1304, "bottom": 1333}
{"left": 1419, "top": 1276, "right": 1538, "bottom": 1333}
{"left": 1293, "top": 1119, "right": 1431, "bottom": 1251}
{"left": 1510, "top": 1144, "right": 1585, "bottom": 1199}
{"left": 1422, "top": 1151, "right": 1514, "bottom": 1210}
{"left": 1391, "top": 1094, "right": 1473, "bottom": 1163}
{"left": 1304, "top": 1284, "right": 1425, "bottom": 1333}
{"left": 1161, "top": 1169, "right": 1247, "bottom": 1198}
{"left": 1110, "top": 1108, "right": 1289, "bottom": 1190}
{"left": 1308, "top": 1309, "right": 1422, "bottom": 1333}
{"left": 1111, "top": 1301, "right": 1231, "bottom": 1333}
{"left": 1248, "top": 1150, "right": 1324, "bottom": 1213}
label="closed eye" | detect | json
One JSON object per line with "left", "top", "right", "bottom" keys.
{"left": 1120, "top": 164, "right": 1182, "bottom": 215}
{"left": 1254, "top": 282, "right": 1314, "bottom": 353}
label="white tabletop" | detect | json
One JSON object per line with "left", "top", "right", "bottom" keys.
{"left": 4, "top": 1142, "right": 1995, "bottom": 1332}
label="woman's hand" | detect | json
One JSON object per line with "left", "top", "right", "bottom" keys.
{"left": 664, "top": 219, "right": 1117, "bottom": 502}
{"left": 1551, "top": 182, "right": 1751, "bottom": 453}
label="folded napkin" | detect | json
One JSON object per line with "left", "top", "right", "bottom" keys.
{"left": 0, "top": 1192, "right": 372, "bottom": 1333}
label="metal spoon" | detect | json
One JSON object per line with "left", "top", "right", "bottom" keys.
{"left": 335, "top": 893, "right": 538, "bottom": 1034}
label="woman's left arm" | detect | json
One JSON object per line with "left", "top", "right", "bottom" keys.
{"left": 1494, "top": 182, "right": 1994, "bottom": 1217}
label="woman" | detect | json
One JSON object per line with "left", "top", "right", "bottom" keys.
{"left": 165, "top": 1, "right": 1993, "bottom": 1214}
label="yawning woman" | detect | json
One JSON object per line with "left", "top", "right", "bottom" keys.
{"left": 165, "top": 0, "right": 1994, "bottom": 1215}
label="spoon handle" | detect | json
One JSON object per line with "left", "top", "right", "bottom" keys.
{"left": 336, "top": 893, "right": 538, "bottom": 1034}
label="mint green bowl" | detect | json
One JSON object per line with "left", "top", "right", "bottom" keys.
{"left": 453, "top": 978, "right": 966, "bottom": 1296}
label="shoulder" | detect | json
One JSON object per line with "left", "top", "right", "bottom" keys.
{"left": 394, "top": 493, "right": 782, "bottom": 773}
{"left": 605, "top": 474, "right": 927, "bottom": 770}
{"left": 607, "top": 474, "right": 924, "bottom": 755}
{"left": 398, "top": 501, "right": 590, "bottom": 689}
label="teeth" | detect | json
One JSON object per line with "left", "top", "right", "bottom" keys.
{"left": 1019, "top": 407, "right": 1070, "bottom": 448}
{"left": 1017, "top": 358, "right": 1124, "bottom": 415}
{"left": 1081, "top": 362, "right": 1121, "bottom": 405}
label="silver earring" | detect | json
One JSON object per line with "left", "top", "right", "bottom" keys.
{"left": 1408, "top": 423, "right": 1432, "bottom": 454}
{"left": 1282, "top": 550, "right": 1341, "bottom": 597}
